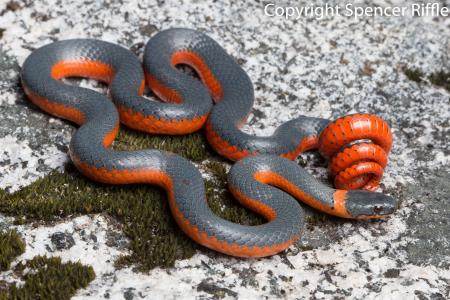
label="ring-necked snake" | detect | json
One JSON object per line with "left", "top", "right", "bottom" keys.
{"left": 21, "top": 28, "right": 398, "bottom": 257}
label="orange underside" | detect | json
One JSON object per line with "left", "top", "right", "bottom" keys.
{"left": 23, "top": 84, "right": 86, "bottom": 125}
{"left": 329, "top": 143, "right": 388, "bottom": 191}
{"left": 317, "top": 114, "right": 393, "bottom": 191}
{"left": 206, "top": 119, "right": 319, "bottom": 161}
{"left": 254, "top": 170, "right": 351, "bottom": 218}
{"left": 281, "top": 136, "right": 319, "bottom": 160}
{"left": 25, "top": 57, "right": 386, "bottom": 258}
{"left": 334, "top": 162, "right": 384, "bottom": 191}
{"left": 205, "top": 120, "right": 256, "bottom": 160}
{"left": 51, "top": 59, "right": 115, "bottom": 83}
{"left": 117, "top": 104, "right": 207, "bottom": 135}
{"left": 52, "top": 59, "right": 204, "bottom": 135}
{"left": 170, "top": 50, "right": 223, "bottom": 101}
{"left": 72, "top": 155, "right": 296, "bottom": 257}
{"left": 145, "top": 50, "right": 223, "bottom": 103}
{"left": 329, "top": 143, "right": 388, "bottom": 177}
{"left": 228, "top": 185, "right": 277, "bottom": 221}
{"left": 140, "top": 49, "right": 227, "bottom": 133}
{"left": 145, "top": 73, "right": 182, "bottom": 104}
{"left": 26, "top": 58, "right": 298, "bottom": 257}
{"left": 318, "top": 114, "right": 393, "bottom": 159}
{"left": 102, "top": 124, "right": 120, "bottom": 147}
{"left": 254, "top": 172, "right": 385, "bottom": 220}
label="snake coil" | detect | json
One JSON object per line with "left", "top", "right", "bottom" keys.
{"left": 21, "top": 29, "right": 398, "bottom": 257}
{"left": 318, "top": 114, "right": 392, "bottom": 191}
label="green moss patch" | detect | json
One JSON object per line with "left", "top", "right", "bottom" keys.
{"left": 0, "top": 230, "right": 25, "bottom": 271}
{"left": 204, "top": 161, "right": 264, "bottom": 226}
{"left": 115, "top": 127, "right": 208, "bottom": 162}
{"left": 0, "top": 127, "right": 261, "bottom": 271}
{"left": 0, "top": 255, "right": 95, "bottom": 300}
{"left": 429, "top": 70, "right": 450, "bottom": 92}
{"left": 402, "top": 67, "right": 425, "bottom": 83}
{"left": 402, "top": 66, "right": 450, "bottom": 92}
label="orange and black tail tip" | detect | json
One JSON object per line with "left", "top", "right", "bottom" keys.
{"left": 318, "top": 114, "right": 392, "bottom": 191}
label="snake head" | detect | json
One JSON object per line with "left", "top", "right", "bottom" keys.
{"left": 345, "top": 190, "right": 399, "bottom": 218}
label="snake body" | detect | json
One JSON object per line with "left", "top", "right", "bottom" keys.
{"left": 21, "top": 28, "right": 398, "bottom": 257}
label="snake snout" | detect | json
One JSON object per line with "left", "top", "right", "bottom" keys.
{"left": 345, "top": 190, "right": 398, "bottom": 218}
{"left": 317, "top": 114, "right": 393, "bottom": 191}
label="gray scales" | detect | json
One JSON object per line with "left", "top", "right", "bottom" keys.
{"left": 20, "top": 28, "right": 397, "bottom": 256}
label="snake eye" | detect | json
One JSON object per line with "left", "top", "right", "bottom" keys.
{"left": 373, "top": 205, "right": 383, "bottom": 215}
{"left": 345, "top": 190, "right": 398, "bottom": 217}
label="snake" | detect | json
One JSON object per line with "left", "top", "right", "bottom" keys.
{"left": 21, "top": 28, "right": 398, "bottom": 257}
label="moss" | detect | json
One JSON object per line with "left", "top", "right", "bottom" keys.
{"left": 403, "top": 67, "right": 450, "bottom": 92}
{"left": 0, "top": 128, "right": 261, "bottom": 271}
{"left": 0, "top": 255, "right": 95, "bottom": 300}
{"left": 305, "top": 214, "right": 331, "bottom": 231}
{"left": 0, "top": 164, "right": 197, "bottom": 271}
{"left": 429, "top": 70, "right": 450, "bottom": 92}
{"left": 204, "top": 161, "right": 228, "bottom": 182}
{"left": 298, "top": 245, "right": 314, "bottom": 252}
{"left": 0, "top": 230, "right": 25, "bottom": 271}
{"left": 204, "top": 161, "right": 264, "bottom": 226}
{"left": 402, "top": 67, "right": 425, "bottom": 83}
{"left": 115, "top": 127, "right": 208, "bottom": 162}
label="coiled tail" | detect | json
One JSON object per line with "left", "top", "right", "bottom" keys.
{"left": 318, "top": 114, "right": 392, "bottom": 191}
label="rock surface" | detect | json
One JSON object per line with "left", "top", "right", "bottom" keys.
{"left": 0, "top": 0, "right": 449, "bottom": 299}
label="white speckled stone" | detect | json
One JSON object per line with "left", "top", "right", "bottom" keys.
{"left": 0, "top": 0, "right": 449, "bottom": 299}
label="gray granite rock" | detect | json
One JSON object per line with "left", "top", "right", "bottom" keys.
{"left": 0, "top": 0, "right": 449, "bottom": 299}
